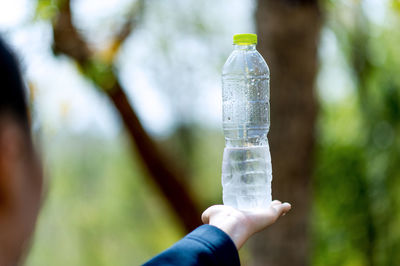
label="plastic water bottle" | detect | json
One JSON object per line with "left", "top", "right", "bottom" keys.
{"left": 221, "top": 33, "right": 272, "bottom": 210}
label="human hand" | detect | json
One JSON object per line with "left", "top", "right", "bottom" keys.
{"left": 201, "top": 200, "right": 291, "bottom": 250}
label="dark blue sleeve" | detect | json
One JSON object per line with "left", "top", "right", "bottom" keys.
{"left": 142, "top": 224, "right": 240, "bottom": 266}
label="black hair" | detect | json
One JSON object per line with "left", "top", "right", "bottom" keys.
{"left": 0, "top": 36, "right": 29, "bottom": 127}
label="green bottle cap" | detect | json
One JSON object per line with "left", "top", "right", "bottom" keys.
{"left": 233, "top": 33, "right": 257, "bottom": 45}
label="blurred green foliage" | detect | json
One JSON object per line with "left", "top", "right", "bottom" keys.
{"left": 313, "top": 1, "right": 400, "bottom": 266}
{"left": 27, "top": 134, "right": 180, "bottom": 265}
{"left": 27, "top": 130, "right": 225, "bottom": 265}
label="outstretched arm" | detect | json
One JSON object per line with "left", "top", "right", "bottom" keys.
{"left": 143, "top": 201, "right": 291, "bottom": 265}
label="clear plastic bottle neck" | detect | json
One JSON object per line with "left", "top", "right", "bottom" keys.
{"left": 234, "top": 44, "right": 256, "bottom": 50}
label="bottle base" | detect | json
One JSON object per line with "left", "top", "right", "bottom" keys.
{"left": 221, "top": 144, "right": 273, "bottom": 210}
{"left": 223, "top": 194, "right": 271, "bottom": 210}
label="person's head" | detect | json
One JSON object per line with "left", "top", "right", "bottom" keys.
{"left": 0, "top": 37, "right": 43, "bottom": 266}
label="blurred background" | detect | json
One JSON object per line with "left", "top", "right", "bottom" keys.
{"left": 1, "top": 0, "right": 400, "bottom": 265}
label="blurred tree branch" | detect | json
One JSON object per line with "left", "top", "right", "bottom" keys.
{"left": 51, "top": 0, "right": 202, "bottom": 232}
{"left": 99, "top": 1, "right": 144, "bottom": 63}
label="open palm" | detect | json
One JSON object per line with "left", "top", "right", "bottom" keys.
{"left": 202, "top": 200, "right": 291, "bottom": 249}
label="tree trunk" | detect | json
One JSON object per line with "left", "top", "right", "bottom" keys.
{"left": 250, "top": 1, "right": 321, "bottom": 265}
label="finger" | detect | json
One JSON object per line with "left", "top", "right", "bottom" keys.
{"left": 201, "top": 205, "right": 222, "bottom": 224}
{"left": 272, "top": 202, "right": 291, "bottom": 217}
{"left": 282, "top": 202, "right": 291, "bottom": 213}
{"left": 271, "top": 200, "right": 282, "bottom": 206}
{"left": 201, "top": 209, "right": 210, "bottom": 224}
